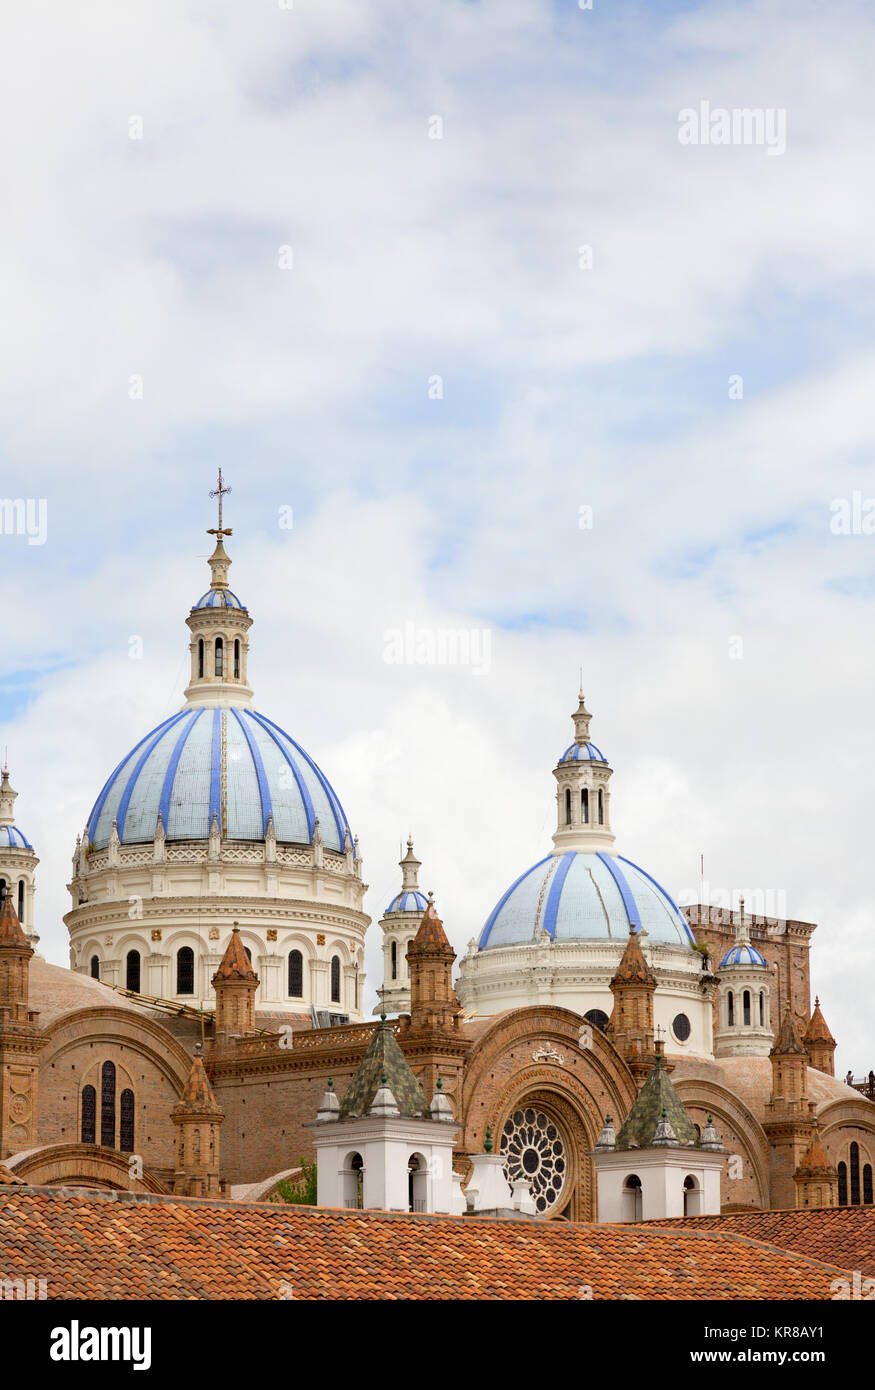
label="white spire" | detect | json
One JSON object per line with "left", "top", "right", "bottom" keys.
{"left": 182, "top": 473, "right": 254, "bottom": 709}
{"left": 0, "top": 765, "right": 18, "bottom": 828}
{"left": 399, "top": 835, "right": 421, "bottom": 891}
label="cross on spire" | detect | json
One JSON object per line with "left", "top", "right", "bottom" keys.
{"left": 208, "top": 469, "right": 232, "bottom": 539}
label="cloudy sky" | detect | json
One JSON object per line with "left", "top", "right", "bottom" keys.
{"left": 2, "top": 0, "right": 874, "bottom": 1070}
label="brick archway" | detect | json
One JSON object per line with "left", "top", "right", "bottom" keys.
{"left": 5, "top": 1143, "right": 168, "bottom": 1193}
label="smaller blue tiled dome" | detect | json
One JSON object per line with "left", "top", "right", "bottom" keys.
{"left": 559, "top": 741, "right": 607, "bottom": 763}
{"left": 0, "top": 825, "right": 32, "bottom": 849}
{"left": 193, "top": 589, "right": 246, "bottom": 610}
{"left": 385, "top": 889, "right": 429, "bottom": 915}
{"left": 719, "top": 942, "right": 767, "bottom": 968}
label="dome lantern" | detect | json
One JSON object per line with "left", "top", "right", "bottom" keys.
{"left": 552, "top": 686, "right": 615, "bottom": 853}
{"left": 183, "top": 471, "right": 254, "bottom": 709}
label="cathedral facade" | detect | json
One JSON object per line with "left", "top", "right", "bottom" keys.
{"left": 1, "top": 503, "right": 873, "bottom": 1221}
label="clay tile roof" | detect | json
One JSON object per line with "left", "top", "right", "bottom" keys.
{"left": 656, "top": 1205, "right": 875, "bottom": 1279}
{"left": 0, "top": 889, "right": 28, "bottom": 949}
{"left": 175, "top": 1051, "right": 223, "bottom": 1115}
{"left": 615, "top": 1054, "right": 699, "bottom": 1149}
{"left": 0, "top": 1189, "right": 858, "bottom": 1300}
{"left": 803, "top": 998, "right": 836, "bottom": 1046}
{"left": 410, "top": 898, "right": 452, "bottom": 952}
{"left": 0, "top": 1166, "right": 25, "bottom": 1185}
{"left": 338, "top": 1020, "right": 430, "bottom": 1120}
{"left": 610, "top": 927, "right": 656, "bottom": 987}
{"left": 213, "top": 927, "right": 258, "bottom": 982}
{"left": 771, "top": 1002, "right": 807, "bottom": 1056}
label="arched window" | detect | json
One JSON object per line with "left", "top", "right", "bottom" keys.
{"left": 214, "top": 637, "right": 223, "bottom": 677}
{"left": 727, "top": 990, "right": 734, "bottom": 1027}
{"left": 851, "top": 1142, "right": 861, "bottom": 1205}
{"left": 864, "top": 1164, "right": 873, "bottom": 1205}
{"left": 408, "top": 1154, "right": 428, "bottom": 1213}
{"left": 564, "top": 788, "right": 572, "bottom": 825}
{"left": 743, "top": 990, "right": 751, "bottom": 1027}
{"left": 623, "top": 1174, "right": 643, "bottom": 1222}
{"left": 584, "top": 1008, "right": 609, "bottom": 1032}
{"left": 244, "top": 945, "right": 252, "bottom": 963}
{"left": 0, "top": 878, "right": 5, "bottom": 905}
{"left": 288, "top": 949, "right": 303, "bottom": 997}
{"left": 120, "top": 1089, "right": 135, "bottom": 1153}
{"left": 126, "top": 949, "right": 141, "bottom": 993}
{"left": 17, "top": 880, "right": 24, "bottom": 925}
{"left": 759, "top": 991, "right": 765, "bottom": 1026}
{"left": 838, "top": 1161, "right": 848, "bottom": 1206}
{"left": 234, "top": 639, "right": 240, "bottom": 679}
{"left": 101, "top": 1061, "right": 116, "bottom": 1149}
{"left": 90, "top": 955, "right": 100, "bottom": 980}
{"left": 176, "top": 946, "right": 194, "bottom": 996}
{"left": 391, "top": 940, "right": 398, "bottom": 981}
{"left": 581, "top": 788, "right": 589, "bottom": 823}
{"left": 683, "top": 1175, "right": 701, "bottom": 1217}
{"left": 330, "top": 954, "right": 341, "bottom": 1004}
{"left": 343, "top": 1152, "right": 363, "bottom": 1209}
{"left": 81, "top": 1085, "right": 96, "bottom": 1144}
{"left": 597, "top": 788, "right": 604, "bottom": 824}
{"left": 198, "top": 638, "right": 204, "bottom": 677}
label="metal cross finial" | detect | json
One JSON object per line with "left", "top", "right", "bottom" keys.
{"left": 655, "top": 1024, "right": 666, "bottom": 1042}
{"left": 208, "top": 469, "right": 232, "bottom": 538}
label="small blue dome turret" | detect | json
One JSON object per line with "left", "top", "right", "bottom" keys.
{"left": 719, "top": 942, "right": 767, "bottom": 969}
{"left": 385, "top": 889, "right": 429, "bottom": 915}
{"left": 559, "top": 741, "right": 607, "bottom": 763}
{"left": 0, "top": 825, "right": 32, "bottom": 849}
{"left": 193, "top": 588, "right": 246, "bottom": 610}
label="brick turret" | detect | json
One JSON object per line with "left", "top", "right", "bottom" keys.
{"left": 793, "top": 1132, "right": 839, "bottom": 1209}
{"left": 211, "top": 926, "right": 259, "bottom": 1037}
{"left": 0, "top": 890, "right": 44, "bottom": 1159}
{"left": 171, "top": 1045, "right": 225, "bottom": 1196}
{"left": 802, "top": 997, "right": 836, "bottom": 1077}
{"left": 764, "top": 1002, "right": 817, "bottom": 1209}
{"left": 406, "top": 896, "right": 461, "bottom": 1035}
{"left": 606, "top": 926, "right": 656, "bottom": 1083}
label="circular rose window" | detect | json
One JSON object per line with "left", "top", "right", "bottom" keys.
{"left": 500, "top": 1107, "right": 568, "bottom": 1214}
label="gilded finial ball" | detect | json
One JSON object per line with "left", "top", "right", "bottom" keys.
{"left": 484, "top": 1125, "right": 493, "bottom": 1154}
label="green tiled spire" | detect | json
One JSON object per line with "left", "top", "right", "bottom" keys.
{"left": 339, "top": 1020, "right": 431, "bottom": 1119}
{"left": 615, "top": 1052, "right": 698, "bottom": 1149}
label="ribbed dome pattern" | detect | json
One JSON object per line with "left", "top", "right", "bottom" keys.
{"left": 86, "top": 706, "right": 352, "bottom": 852}
{"left": 478, "top": 851, "right": 694, "bottom": 951}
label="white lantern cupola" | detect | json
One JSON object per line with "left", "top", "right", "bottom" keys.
{"left": 183, "top": 470, "right": 254, "bottom": 709}
{"left": 0, "top": 765, "right": 39, "bottom": 950}
{"left": 714, "top": 900, "right": 772, "bottom": 1058}
{"left": 552, "top": 687, "right": 615, "bottom": 853}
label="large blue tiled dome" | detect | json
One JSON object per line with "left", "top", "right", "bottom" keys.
{"left": 478, "top": 850, "right": 694, "bottom": 951}
{"left": 86, "top": 706, "right": 352, "bottom": 852}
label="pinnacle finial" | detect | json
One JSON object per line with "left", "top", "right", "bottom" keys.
{"left": 207, "top": 468, "right": 232, "bottom": 539}
{"left": 484, "top": 1125, "right": 493, "bottom": 1154}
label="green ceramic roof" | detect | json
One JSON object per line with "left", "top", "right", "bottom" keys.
{"left": 339, "top": 1022, "right": 431, "bottom": 1120}
{"left": 615, "top": 1055, "right": 699, "bottom": 1150}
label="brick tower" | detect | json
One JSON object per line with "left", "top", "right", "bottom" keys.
{"left": 764, "top": 1002, "right": 817, "bottom": 1209}
{"left": 793, "top": 1131, "right": 839, "bottom": 1209}
{"left": 802, "top": 997, "right": 836, "bottom": 1077}
{"left": 171, "top": 1045, "right": 225, "bottom": 1196}
{"left": 211, "top": 926, "right": 259, "bottom": 1037}
{"left": 0, "top": 889, "right": 44, "bottom": 1159}
{"left": 606, "top": 926, "right": 657, "bottom": 1084}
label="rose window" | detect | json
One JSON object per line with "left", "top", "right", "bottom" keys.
{"left": 500, "top": 1107, "right": 568, "bottom": 1214}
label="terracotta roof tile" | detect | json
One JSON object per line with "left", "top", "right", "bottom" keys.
{"left": 0, "top": 889, "right": 28, "bottom": 948}
{"left": 213, "top": 927, "right": 258, "bottom": 982}
{"left": 803, "top": 998, "right": 836, "bottom": 1046}
{"left": 410, "top": 899, "right": 452, "bottom": 952}
{"left": 795, "top": 1135, "right": 836, "bottom": 1176}
{"left": 175, "top": 1051, "right": 223, "bottom": 1114}
{"left": 611, "top": 927, "right": 656, "bottom": 987}
{"left": 0, "top": 1189, "right": 858, "bottom": 1300}
{"left": 652, "top": 1205, "right": 875, "bottom": 1279}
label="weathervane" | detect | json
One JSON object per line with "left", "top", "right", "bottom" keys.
{"left": 208, "top": 469, "right": 232, "bottom": 539}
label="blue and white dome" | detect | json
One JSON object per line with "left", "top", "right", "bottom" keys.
{"left": 478, "top": 850, "right": 694, "bottom": 951}
{"left": 193, "top": 589, "right": 246, "bottom": 610}
{"left": 0, "top": 825, "right": 31, "bottom": 849}
{"left": 719, "top": 942, "right": 767, "bottom": 968}
{"left": 559, "top": 741, "right": 607, "bottom": 763}
{"left": 86, "top": 706, "right": 352, "bottom": 853}
{"left": 385, "top": 888, "right": 428, "bottom": 915}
